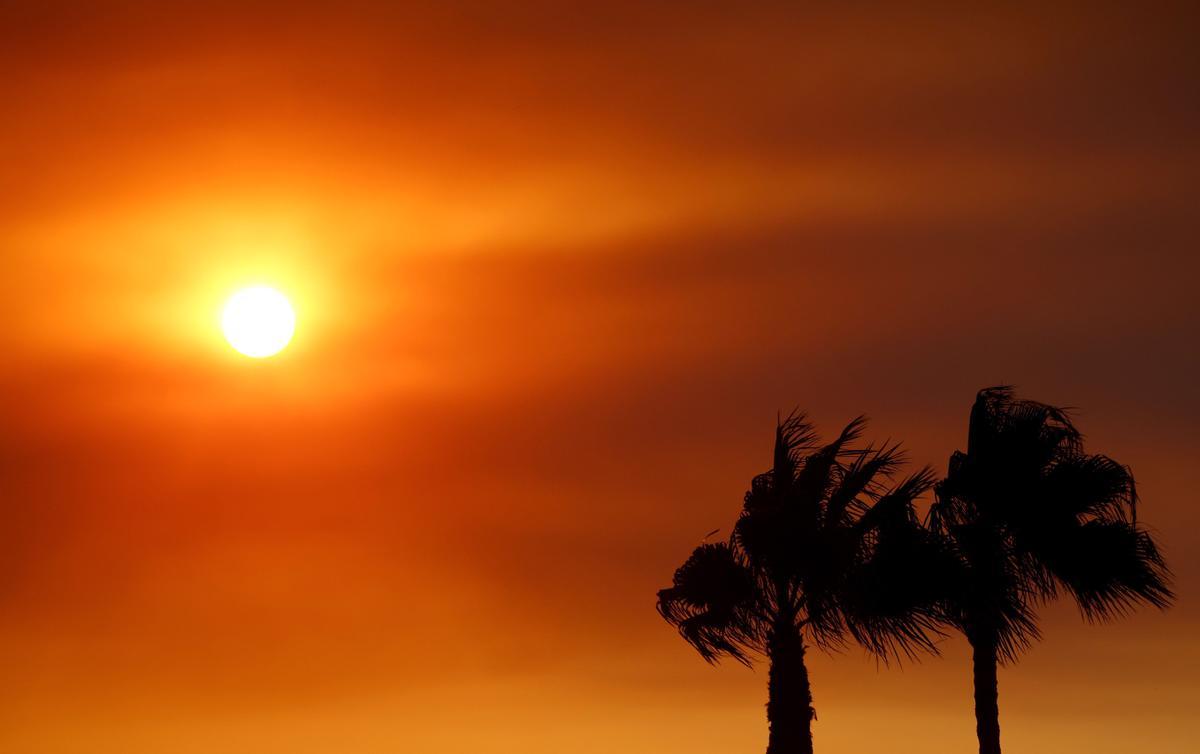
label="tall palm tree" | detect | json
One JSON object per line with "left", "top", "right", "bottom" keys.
{"left": 657, "top": 414, "right": 946, "bottom": 754}
{"left": 929, "top": 387, "right": 1173, "bottom": 754}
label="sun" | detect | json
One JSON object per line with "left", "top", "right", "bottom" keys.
{"left": 221, "top": 286, "right": 296, "bottom": 358}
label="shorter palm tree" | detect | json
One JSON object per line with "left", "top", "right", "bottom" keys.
{"left": 657, "top": 414, "right": 946, "bottom": 754}
{"left": 930, "top": 387, "right": 1173, "bottom": 754}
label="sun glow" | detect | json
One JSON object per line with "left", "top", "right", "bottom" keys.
{"left": 221, "top": 286, "right": 296, "bottom": 358}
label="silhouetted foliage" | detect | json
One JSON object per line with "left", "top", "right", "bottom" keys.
{"left": 929, "top": 387, "right": 1174, "bottom": 754}
{"left": 657, "top": 414, "right": 944, "bottom": 754}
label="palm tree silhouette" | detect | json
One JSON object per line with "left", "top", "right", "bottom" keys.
{"left": 657, "top": 414, "right": 946, "bottom": 754}
{"left": 929, "top": 387, "right": 1173, "bottom": 754}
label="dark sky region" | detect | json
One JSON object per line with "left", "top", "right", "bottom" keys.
{"left": 1, "top": 2, "right": 1198, "bottom": 752}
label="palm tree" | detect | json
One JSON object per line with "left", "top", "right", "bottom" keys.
{"left": 657, "top": 414, "right": 946, "bottom": 754}
{"left": 929, "top": 387, "right": 1173, "bottom": 754}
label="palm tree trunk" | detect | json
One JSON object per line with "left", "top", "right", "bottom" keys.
{"left": 765, "top": 620, "right": 815, "bottom": 754}
{"left": 970, "top": 637, "right": 1002, "bottom": 754}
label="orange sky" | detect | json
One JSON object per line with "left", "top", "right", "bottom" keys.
{"left": 2, "top": 3, "right": 1198, "bottom": 753}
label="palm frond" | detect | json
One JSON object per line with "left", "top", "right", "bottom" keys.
{"left": 1042, "top": 453, "right": 1137, "bottom": 523}
{"left": 793, "top": 415, "right": 869, "bottom": 508}
{"left": 826, "top": 443, "right": 905, "bottom": 525}
{"left": 657, "top": 543, "right": 761, "bottom": 665}
{"left": 856, "top": 467, "right": 936, "bottom": 533}
{"left": 1044, "top": 520, "right": 1174, "bottom": 621}
{"left": 774, "top": 410, "right": 819, "bottom": 484}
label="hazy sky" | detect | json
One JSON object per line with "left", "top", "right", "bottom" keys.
{"left": 2, "top": 3, "right": 1198, "bottom": 753}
